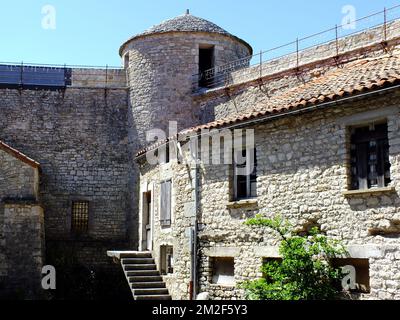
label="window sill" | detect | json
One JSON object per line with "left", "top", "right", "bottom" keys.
{"left": 226, "top": 199, "right": 258, "bottom": 209}
{"left": 209, "top": 283, "right": 236, "bottom": 288}
{"left": 343, "top": 186, "right": 396, "bottom": 197}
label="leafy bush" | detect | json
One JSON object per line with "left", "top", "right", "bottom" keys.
{"left": 241, "top": 215, "right": 346, "bottom": 300}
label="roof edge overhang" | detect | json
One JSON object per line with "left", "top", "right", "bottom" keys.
{"left": 0, "top": 140, "right": 40, "bottom": 169}
{"left": 135, "top": 81, "right": 400, "bottom": 160}
{"left": 119, "top": 30, "right": 253, "bottom": 57}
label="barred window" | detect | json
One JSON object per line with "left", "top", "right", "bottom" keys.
{"left": 71, "top": 201, "right": 89, "bottom": 234}
{"left": 350, "top": 122, "right": 391, "bottom": 190}
{"left": 233, "top": 148, "right": 257, "bottom": 200}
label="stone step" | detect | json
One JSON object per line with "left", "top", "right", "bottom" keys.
{"left": 129, "top": 275, "right": 163, "bottom": 283}
{"left": 131, "top": 282, "right": 166, "bottom": 289}
{"left": 122, "top": 258, "right": 155, "bottom": 265}
{"left": 124, "top": 264, "right": 157, "bottom": 271}
{"left": 126, "top": 270, "right": 160, "bottom": 277}
{"left": 133, "top": 288, "right": 170, "bottom": 296}
{"left": 120, "top": 252, "right": 152, "bottom": 259}
{"left": 134, "top": 295, "right": 172, "bottom": 301}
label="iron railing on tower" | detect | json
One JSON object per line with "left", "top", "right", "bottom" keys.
{"left": 192, "top": 5, "right": 400, "bottom": 92}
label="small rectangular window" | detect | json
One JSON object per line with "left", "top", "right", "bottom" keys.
{"left": 71, "top": 201, "right": 89, "bottom": 234}
{"left": 211, "top": 257, "right": 235, "bottom": 285}
{"left": 198, "top": 45, "right": 215, "bottom": 88}
{"left": 349, "top": 122, "right": 391, "bottom": 190}
{"left": 124, "top": 53, "right": 130, "bottom": 69}
{"left": 160, "top": 245, "right": 174, "bottom": 275}
{"left": 332, "top": 258, "right": 370, "bottom": 294}
{"left": 160, "top": 180, "right": 172, "bottom": 228}
{"left": 233, "top": 148, "right": 257, "bottom": 200}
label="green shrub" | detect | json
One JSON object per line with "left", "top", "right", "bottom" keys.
{"left": 241, "top": 215, "right": 346, "bottom": 300}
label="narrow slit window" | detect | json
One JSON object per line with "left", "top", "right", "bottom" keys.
{"left": 71, "top": 201, "right": 89, "bottom": 234}
{"left": 233, "top": 148, "right": 257, "bottom": 201}
{"left": 198, "top": 45, "right": 215, "bottom": 88}
{"left": 160, "top": 180, "right": 172, "bottom": 228}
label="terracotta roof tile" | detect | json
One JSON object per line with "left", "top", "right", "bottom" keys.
{"left": 137, "top": 54, "right": 400, "bottom": 158}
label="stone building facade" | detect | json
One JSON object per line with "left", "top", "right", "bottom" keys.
{"left": 2, "top": 10, "right": 400, "bottom": 300}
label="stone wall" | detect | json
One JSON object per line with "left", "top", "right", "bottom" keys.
{"left": 199, "top": 20, "right": 400, "bottom": 94}
{"left": 196, "top": 91, "right": 400, "bottom": 300}
{"left": 138, "top": 159, "right": 195, "bottom": 300}
{"left": 1, "top": 204, "right": 45, "bottom": 299}
{"left": 196, "top": 23, "right": 400, "bottom": 126}
{"left": 71, "top": 68, "right": 126, "bottom": 89}
{"left": 0, "top": 87, "right": 132, "bottom": 264}
{"left": 140, "top": 89, "right": 400, "bottom": 300}
{"left": 0, "top": 149, "right": 39, "bottom": 201}
{"left": 124, "top": 32, "right": 251, "bottom": 149}
{"left": 0, "top": 149, "right": 44, "bottom": 298}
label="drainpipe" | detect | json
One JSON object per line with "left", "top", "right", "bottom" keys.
{"left": 179, "top": 139, "right": 199, "bottom": 300}
{"left": 189, "top": 161, "right": 199, "bottom": 300}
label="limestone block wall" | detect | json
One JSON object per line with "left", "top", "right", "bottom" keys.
{"left": 138, "top": 159, "right": 197, "bottom": 300}
{"left": 1, "top": 204, "right": 45, "bottom": 299}
{"left": 196, "top": 24, "right": 400, "bottom": 126}
{"left": 195, "top": 91, "right": 400, "bottom": 300}
{"left": 206, "top": 20, "right": 400, "bottom": 94}
{"left": 0, "top": 87, "right": 132, "bottom": 265}
{"left": 71, "top": 68, "right": 127, "bottom": 88}
{"left": 123, "top": 32, "right": 251, "bottom": 149}
{"left": 141, "top": 90, "right": 400, "bottom": 300}
{"left": 0, "top": 149, "right": 39, "bottom": 201}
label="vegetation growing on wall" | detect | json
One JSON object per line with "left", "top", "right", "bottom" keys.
{"left": 241, "top": 215, "right": 346, "bottom": 300}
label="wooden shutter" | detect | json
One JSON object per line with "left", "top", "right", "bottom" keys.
{"left": 161, "top": 181, "right": 172, "bottom": 227}
{"left": 356, "top": 142, "right": 368, "bottom": 190}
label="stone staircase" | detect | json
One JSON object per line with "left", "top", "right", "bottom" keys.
{"left": 119, "top": 252, "right": 172, "bottom": 301}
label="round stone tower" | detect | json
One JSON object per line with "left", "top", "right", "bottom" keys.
{"left": 120, "top": 11, "right": 253, "bottom": 149}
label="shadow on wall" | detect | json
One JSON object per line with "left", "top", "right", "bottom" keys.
{"left": 45, "top": 243, "right": 132, "bottom": 301}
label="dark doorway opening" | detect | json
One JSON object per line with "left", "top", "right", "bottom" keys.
{"left": 199, "top": 46, "right": 215, "bottom": 88}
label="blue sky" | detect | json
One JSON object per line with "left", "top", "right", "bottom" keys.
{"left": 0, "top": 0, "right": 399, "bottom": 67}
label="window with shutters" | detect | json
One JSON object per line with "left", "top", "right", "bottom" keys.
{"left": 349, "top": 122, "right": 391, "bottom": 190}
{"left": 233, "top": 148, "right": 257, "bottom": 201}
{"left": 160, "top": 180, "right": 172, "bottom": 228}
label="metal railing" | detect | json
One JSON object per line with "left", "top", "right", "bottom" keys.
{"left": 0, "top": 62, "right": 124, "bottom": 89}
{"left": 193, "top": 5, "right": 400, "bottom": 92}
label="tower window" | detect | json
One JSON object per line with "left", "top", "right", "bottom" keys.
{"left": 198, "top": 45, "right": 215, "bottom": 88}
{"left": 349, "top": 122, "right": 391, "bottom": 190}
{"left": 124, "top": 53, "right": 130, "bottom": 69}
{"left": 71, "top": 201, "right": 89, "bottom": 234}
